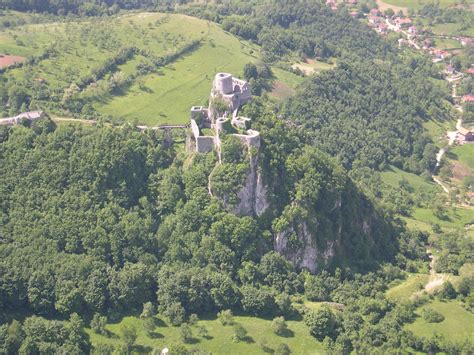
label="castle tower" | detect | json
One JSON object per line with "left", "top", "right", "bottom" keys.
{"left": 214, "top": 73, "right": 233, "bottom": 95}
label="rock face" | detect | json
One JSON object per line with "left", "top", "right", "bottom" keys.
{"left": 274, "top": 221, "right": 336, "bottom": 273}
{"left": 233, "top": 155, "right": 269, "bottom": 217}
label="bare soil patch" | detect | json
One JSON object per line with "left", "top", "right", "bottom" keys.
{"left": 0, "top": 54, "right": 26, "bottom": 69}
{"left": 270, "top": 81, "right": 295, "bottom": 101}
{"left": 451, "top": 160, "right": 472, "bottom": 183}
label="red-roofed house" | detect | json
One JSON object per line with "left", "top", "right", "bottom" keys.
{"left": 394, "top": 17, "right": 412, "bottom": 30}
{"left": 368, "top": 14, "right": 381, "bottom": 25}
{"left": 462, "top": 94, "right": 474, "bottom": 103}
{"left": 466, "top": 68, "right": 474, "bottom": 75}
{"left": 431, "top": 49, "right": 451, "bottom": 62}
{"left": 377, "top": 23, "right": 388, "bottom": 34}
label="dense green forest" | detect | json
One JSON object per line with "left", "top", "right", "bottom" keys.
{"left": 1, "top": 117, "right": 470, "bottom": 354}
{"left": 1, "top": 0, "right": 473, "bottom": 354}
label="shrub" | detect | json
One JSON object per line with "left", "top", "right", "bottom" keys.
{"left": 188, "top": 313, "right": 199, "bottom": 326}
{"left": 90, "top": 313, "right": 107, "bottom": 335}
{"left": 275, "top": 343, "right": 291, "bottom": 355}
{"left": 303, "top": 306, "right": 337, "bottom": 341}
{"left": 217, "top": 309, "right": 234, "bottom": 326}
{"left": 140, "top": 302, "right": 155, "bottom": 319}
{"left": 180, "top": 324, "right": 193, "bottom": 343}
{"left": 232, "top": 323, "right": 247, "bottom": 342}
{"left": 164, "top": 302, "right": 186, "bottom": 326}
{"left": 271, "top": 316, "right": 288, "bottom": 336}
{"left": 421, "top": 307, "right": 445, "bottom": 323}
{"left": 438, "top": 281, "right": 457, "bottom": 300}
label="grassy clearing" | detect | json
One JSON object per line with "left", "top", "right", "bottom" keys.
{"left": 381, "top": 165, "right": 438, "bottom": 191}
{"left": 434, "top": 38, "right": 463, "bottom": 51}
{"left": 449, "top": 144, "right": 474, "bottom": 171}
{"left": 406, "top": 300, "right": 474, "bottom": 342}
{"left": 291, "top": 59, "right": 335, "bottom": 76}
{"left": 269, "top": 67, "right": 305, "bottom": 101}
{"left": 94, "top": 19, "right": 260, "bottom": 125}
{"left": 382, "top": 0, "right": 474, "bottom": 11}
{"left": 411, "top": 206, "right": 474, "bottom": 229}
{"left": 0, "top": 12, "right": 202, "bottom": 85}
{"left": 386, "top": 273, "right": 430, "bottom": 302}
{"left": 431, "top": 22, "right": 474, "bottom": 37}
{"left": 87, "top": 314, "right": 324, "bottom": 354}
{"left": 423, "top": 118, "right": 456, "bottom": 148}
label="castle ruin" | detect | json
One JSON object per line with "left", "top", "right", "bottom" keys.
{"left": 188, "top": 73, "right": 259, "bottom": 154}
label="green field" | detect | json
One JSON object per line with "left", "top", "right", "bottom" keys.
{"left": 0, "top": 13, "right": 265, "bottom": 125}
{"left": 383, "top": 0, "right": 474, "bottom": 10}
{"left": 269, "top": 67, "right": 305, "bottom": 101}
{"left": 411, "top": 206, "right": 474, "bottom": 229}
{"left": 450, "top": 144, "right": 474, "bottom": 171}
{"left": 87, "top": 314, "right": 324, "bottom": 354}
{"left": 431, "top": 22, "right": 474, "bottom": 37}
{"left": 381, "top": 165, "right": 438, "bottom": 191}
{"left": 0, "top": 13, "right": 204, "bottom": 89}
{"left": 433, "top": 38, "right": 463, "bottom": 51}
{"left": 95, "top": 16, "right": 260, "bottom": 125}
{"left": 406, "top": 300, "right": 474, "bottom": 342}
{"left": 386, "top": 273, "right": 430, "bottom": 302}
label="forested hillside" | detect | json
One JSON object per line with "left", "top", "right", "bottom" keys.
{"left": 1, "top": 0, "right": 472, "bottom": 354}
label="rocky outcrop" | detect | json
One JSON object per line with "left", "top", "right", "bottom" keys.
{"left": 274, "top": 221, "right": 337, "bottom": 273}
{"left": 233, "top": 156, "right": 269, "bottom": 217}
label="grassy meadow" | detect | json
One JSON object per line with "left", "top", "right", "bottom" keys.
{"left": 405, "top": 300, "right": 474, "bottom": 342}
{"left": 94, "top": 17, "right": 260, "bottom": 125}
{"left": 386, "top": 273, "right": 430, "bottom": 302}
{"left": 450, "top": 144, "right": 474, "bottom": 171}
{"left": 382, "top": 0, "right": 474, "bottom": 11}
{"left": 1, "top": 12, "right": 302, "bottom": 126}
{"left": 381, "top": 165, "right": 438, "bottom": 191}
{"left": 87, "top": 314, "right": 324, "bottom": 354}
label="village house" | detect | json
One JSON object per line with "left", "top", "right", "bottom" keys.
{"left": 326, "top": 0, "right": 338, "bottom": 10}
{"left": 466, "top": 68, "right": 474, "bottom": 75}
{"left": 431, "top": 49, "right": 451, "bottom": 63}
{"left": 408, "top": 26, "right": 417, "bottom": 36}
{"left": 377, "top": 23, "right": 388, "bottom": 34}
{"left": 456, "top": 126, "right": 474, "bottom": 143}
{"left": 368, "top": 14, "right": 381, "bottom": 25}
{"left": 462, "top": 94, "right": 474, "bottom": 103}
{"left": 387, "top": 17, "right": 412, "bottom": 32}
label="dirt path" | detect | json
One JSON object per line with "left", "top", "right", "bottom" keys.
{"left": 432, "top": 81, "right": 465, "bottom": 193}
{"left": 424, "top": 252, "right": 446, "bottom": 293}
{"left": 413, "top": 251, "right": 446, "bottom": 298}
